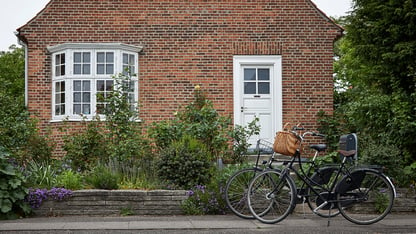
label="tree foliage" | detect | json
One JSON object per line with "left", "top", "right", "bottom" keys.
{"left": 329, "top": 0, "right": 416, "bottom": 185}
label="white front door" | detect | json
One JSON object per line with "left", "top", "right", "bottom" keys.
{"left": 233, "top": 56, "right": 282, "bottom": 148}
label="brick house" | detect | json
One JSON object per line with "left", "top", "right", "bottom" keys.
{"left": 16, "top": 0, "right": 342, "bottom": 156}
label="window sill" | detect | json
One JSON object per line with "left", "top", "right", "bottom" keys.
{"left": 50, "top": 117, "right": 142, "bottom": 123}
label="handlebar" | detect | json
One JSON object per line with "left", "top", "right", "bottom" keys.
{"left": 288, "top": 124, "right": 326, "bottom": 139}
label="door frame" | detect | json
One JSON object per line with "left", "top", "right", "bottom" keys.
{"left": 233, "top": 55, "right": 283, "bottom": 142}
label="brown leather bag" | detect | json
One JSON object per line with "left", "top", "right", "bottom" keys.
{"left": 273, "top": 123, "right": 300, "bottom": 156}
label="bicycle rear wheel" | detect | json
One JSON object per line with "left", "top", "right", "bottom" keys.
{"left": 306, "top": 167, "right": 341, "bottom": 218}
{"left": 225, "top": 168, "right": 262, "bottom": 219}
{"left": 336, "top": 169, "right": 395, "bottom": 225}
{"left": 247, "top": 170, "right": 296, "bottom": 224}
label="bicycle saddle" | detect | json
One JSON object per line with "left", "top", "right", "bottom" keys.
{"left": 309, "top": 144, "right": 327, "bottom": 152}
{"left": 338, "top": 150, "right": 356, "bottom": 157}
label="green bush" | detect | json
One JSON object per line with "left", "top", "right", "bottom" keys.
{"left": 150, "top": 87, "right": 231, "bottom": 160}
{"left": 157, "top": 136, "right": 213, "bottom": 189}
{"left": 0, "top": 147, "right": 31, "bottom": 220}
{"left": 56, "top": 170, "right": 84, "bottom": 190}
{"left": 63, "top": 119, "right": 108, "bottom": 171}
{"left": 86, "top": 165, "right": 119, "bottom": 190}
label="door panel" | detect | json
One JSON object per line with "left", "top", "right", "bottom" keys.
{"left": 233, "top": 56, "right": 282, "bottom": 149}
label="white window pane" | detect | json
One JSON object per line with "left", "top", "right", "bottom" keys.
{"left": 83, "top": 92, "right": 91, "bottom": 102}
{"left": 123, "top": 53, "right": 128, "bottom": 64}
{"left": 258, "top": 69, "right": 270, "bottom": 80}
{"left": 74, "top": 81, "right": 81, "bottom": 91}
{"left": 74, "top": 92, "right": 81, "bottom": 102}
{"left": 97, "top": 64, "right": 105, "bottom": 74}
{"left": 106, "top": 81, "right": 114, "bottom": 91}
{"left": 244, "top": 82, "right": 256, "bottom": 94}
{"left": 74, "top": 104, "right": 81, "bottom": 114}
{"left": 61, "top": 93, "right": 65, "bottom": 103}
{"left": 97, "top": 80, "right": 104, "bottom": 91}
{"left": 83, "top": 52, "right": 91, "bottom": 62}
{"left": 55, "top": 82, "right": 61, "bottom": 91}
{"left": 97, "top": 52, "right": 105, "bottom": 63}
{"left": 83, "top": 81, "right": 90, "bottom": 91}
{"left": 74, "top": 52, "right": 81, "bottom": 63}
{"left": 258, "top": 82, "right": 270, "bottom": 94}
{"left": 106, "top": 52, "right": 114, "bottom": 63}
{"left": 74, "top": 64, "right": 81, "bottom": 74}
{"left": 83, "top": 104, "right": 91, "bottom": 114}
{"left": 83, "top": 64, "right": 91, "bottom": 74}
{"left": 244, "top": 69, "right": 256, "bottom": 81}
{"left": 106, "top": 64, "right": 114, "bottom": 74}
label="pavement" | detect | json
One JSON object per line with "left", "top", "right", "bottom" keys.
{"left": 1, "top": 213, "right": 416, "bottom": 234}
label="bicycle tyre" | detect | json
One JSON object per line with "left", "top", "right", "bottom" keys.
{"left": 247, "top": 170, "right": 296, "bottom": 224}
{"left": 306, "top": 166, "right": 342, "bottom": 218}
{"left": 336, "top": 169, "right": 395, "bottom": 225}
{"left": 225, "top": 168, "right": 262, "bottom": 219}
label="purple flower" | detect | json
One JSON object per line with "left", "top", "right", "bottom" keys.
{"left": 25, "top": 187, "right": 73, "bottom": 209}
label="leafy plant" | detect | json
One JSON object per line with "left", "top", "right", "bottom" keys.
{"left": 150, "top": 86, "right": 232, "bottom": 160}
{"left": 227, "top": 118, "right": 260, "bottom": 163}
{"left": 157, "top": 136, "right": 213, "bottom": 189}
{"left": 26, "top": 160, "right": 58, "bottom": 189}
{"left": 120, "top": 207, "right": 134, "bottom": 216}
{"left": 56, "top": 170, "right": 84, "bottom": 190}
{"left": 0, "top": 147, "right": 31, "bottom": 219}
{"left": 63, "top": 119, "right": 108, "bottom": 171}
{"left": 86, "top": 165, "right": 119, "bottom": 190}
{"left": 181, "top": 185, "right": 226, "bottom": 215}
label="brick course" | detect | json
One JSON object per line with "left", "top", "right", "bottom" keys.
{"left": 17, "top": 0, "right": 342, "bottom": 157}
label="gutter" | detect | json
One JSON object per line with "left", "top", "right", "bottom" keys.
{"left": 15, "top": 31, "right": 28, "bottom": 107}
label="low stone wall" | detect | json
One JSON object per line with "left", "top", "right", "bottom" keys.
{"left": 33, "top": 188, "right": 415, "bottom": 217}
{"left": 34, "top": 189, "right": 188, "bottom": 217}
{"left": 393, "top": 188, "right": 416, "bottom": 213}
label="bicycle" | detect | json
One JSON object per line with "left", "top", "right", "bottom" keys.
{"left": 225, "top": 128, "right": 338, "bottom": 219}
{"left": 247, "top": 127, "right": 396, "bottom": 225}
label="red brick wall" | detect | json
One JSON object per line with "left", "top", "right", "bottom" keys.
{"left": 17, "top": 0, "right": 342, "bottom": 156}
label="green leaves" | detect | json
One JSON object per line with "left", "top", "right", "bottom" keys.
{"left": 0, "top": 147, "right": 31, "bottom": 219}
{"left": 329, "top": 0, "right": 416, "bottom": 185}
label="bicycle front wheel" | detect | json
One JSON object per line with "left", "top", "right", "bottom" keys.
{"left": 247, "top": 170, "right": 296, "bottom": 224}
{"left": 336, "top": 169, "right": 395, "bottom": 225}
{"left": 225, "top": 168, "right": 262, "bottom": 219}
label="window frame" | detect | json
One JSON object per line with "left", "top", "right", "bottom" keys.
{"left": 48, "top": 43, "right": 142, "bottom": 122}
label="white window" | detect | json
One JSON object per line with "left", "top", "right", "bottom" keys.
{"left": 48, "top": 43, "right": 143, "bottom": 121}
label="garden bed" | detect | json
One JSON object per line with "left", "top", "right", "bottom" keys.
{"left": 33, "top": 189, "right": 187, "bottom": 217}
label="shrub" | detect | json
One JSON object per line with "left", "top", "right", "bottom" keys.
{"left": 0, "top": 147, "right": 31, "bottom": 219}
{"left": 63, "top": 119, "right": 108, "bottom": 171}
{"left": 150, "top": 86, "right": 231, "bottom": 160}
{"left": 86, "top": 165, "right": 119, "bottom": 190}
{"left": 56, "top": 170, "right": 84, "bottom": 190}
{"left": 157, "top": 136, "right": 213, "bottom": 189}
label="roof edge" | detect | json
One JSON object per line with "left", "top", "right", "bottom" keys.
{"left": 306, "top": 0, "right": 344, "bottom": 35}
